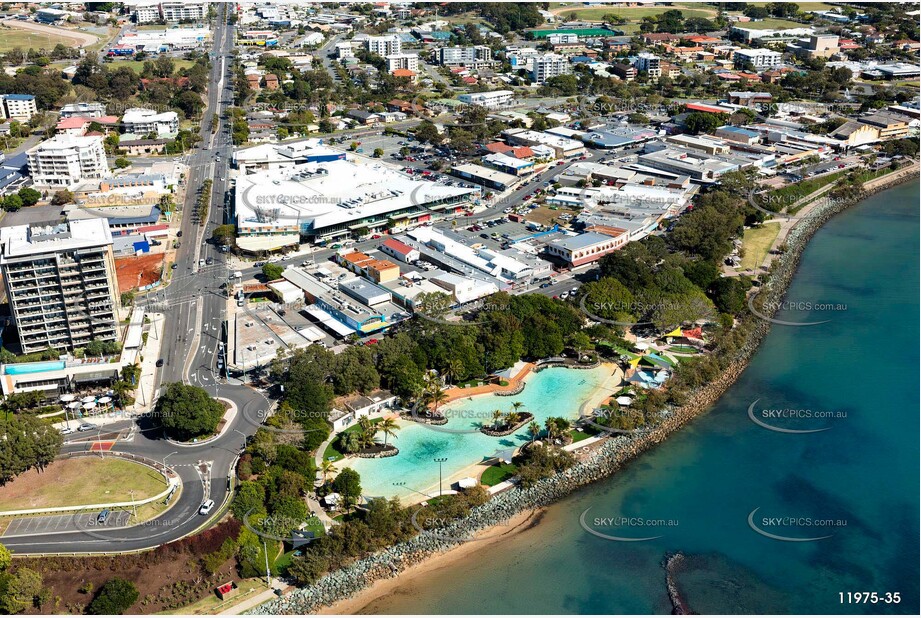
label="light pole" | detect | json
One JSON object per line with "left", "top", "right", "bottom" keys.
{"left": 262, "top": 538, "right": 272, "bottom": 588}
{"left": 163, "top": 450, "right": 178, "bottom": 470}
{"left": 434, "top": 457, "right": 447, "bottom": 497}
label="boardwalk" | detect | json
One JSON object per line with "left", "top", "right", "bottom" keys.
{"left": 441, "top": 363, "right": 536, "bottom": 405}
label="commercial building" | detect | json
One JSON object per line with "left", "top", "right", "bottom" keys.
{"left": 116, "top": 27, "right": 210, "bottom": 52}
{"left": 665, "top": 134, "right": 731, "bottom": 155}
{"left": 635, "top": 53, "right": 661, "bottom": 78}
{"left": 121, "top": 108, "right": 179, "bottom": 137}
{"left": 1, "top": 95, "right": 37, "bottom": 121}
{"left": 531, "top": 53, "right": 572, "bottom": 84}
{"left": 457, "top": 90, "right": 514, "bottom": 109}
{"left": 234, "top": 154, "right": 477, "bottom": 250}
{"left": 380, "top": 238, "right": 420, "bottom": 263}
{"left": 366, "top": 35, "right": 402, "bottom": 56}
{"left": 482, "top": 153, "right": 535, "bottom": 176}
{"left": 715, "top": 125, "right": 761, "bottom": 145}
{"left": 787, "top": 34, "right": 840, "bottom": 59}
{"left": 733, "top": 48, "right": 783, "bottom": 70}
{"left": 0, "top": 219, "right": 120, "bottom": 355}
{"left": 504, "top": 129, "right": 585, "bottom": 158}
{"left": 27, "top": 135, "right": 108, "bottom": 189}
{"left": 407, "top": 227, "right": 533, "bottom": 283}
{"left": 451, "top": 163, "right": 518, "bottom": 190}
{"left": 386, "top": 53, "right": 419, "bottom": 73}
{"left": 233, "top": 140, "right": 346, "bottom": 174}
{"left": 336, "top": 251, "right": 401, "bottom": 283}
{"left": 637, "top": 147, "right": 739, "bottom": 182}
{"left": 437, "top": 45, "right": 495, "bottom": 68}
{"left": 546, "top": 231, "right": 628, "bottom": 267}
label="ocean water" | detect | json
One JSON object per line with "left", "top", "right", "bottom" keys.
{"left": 359, "top": 182, "right": 920, "bottom": 614}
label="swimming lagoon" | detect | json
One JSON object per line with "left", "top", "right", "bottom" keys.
{"left": 347, "top": 365, "right": 614, "bottom": 501}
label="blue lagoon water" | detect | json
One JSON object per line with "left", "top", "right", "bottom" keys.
{"left": 348, "top": 365, "right": 612, "bottom": 500}
{"left": 355, "top": 182, "right": 920, "bottom": 614}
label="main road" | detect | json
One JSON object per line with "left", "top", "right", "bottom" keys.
{"left": 3, "top": 5, "right": 272, "bottom": 555}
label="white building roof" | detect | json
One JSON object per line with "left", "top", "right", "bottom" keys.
{"left": 0, "top": 218, "right": 112, "bottom": 259}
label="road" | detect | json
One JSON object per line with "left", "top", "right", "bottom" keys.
{"left": 3, "top": 5, "right": 270, "bottom": 555}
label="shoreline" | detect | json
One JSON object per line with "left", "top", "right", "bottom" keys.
{"left": 315, "top": 508, "right": 543, "bottom": 615}
{"left": 250, "top": 167, "right": 919, "bottom": 616}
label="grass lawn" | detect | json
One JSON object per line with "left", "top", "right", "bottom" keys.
{"left": 0, "top": 28, "right": 60, "bottom": 53}
{"left": 480, "top": 462, "right": 518, "bottom": 486}
{"left": 740, "top": 223, "right": 781, "bottom": 270}
{"left": 0, "top": 457, "right": 167, "bottom": 511}
{"left": 668, "top": 345, "right": 701, "bottom": 354}
{"left": 569, "top": 429, "right": 593, "bottom": 443}
{"left": 768, "top": 170, "right": 845, "bottom": 205}
{"left": 555, "top": 5, "right": 715, "bottom": 22}
{"left": 156, "top": 578, "right": 271, "bottom": 615}
{"left": 323, "top": 417, "right": 387, "bottom": 462}
{"left": 737, "top": 18, "right": 804, "bottom": 29}
{"left": 107, "top": 59, "right": 197, "bottom": 74}
{"left": 749, "top": 1, "right": 837, "bottom": 9}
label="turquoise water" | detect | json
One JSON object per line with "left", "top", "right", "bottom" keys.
{"left": 348, "top": 365, "right": 612, "bottom": 500}
{"left": 3, "top": 360, "right": 66, "bottom": 375}
{"left": 358, "top": 182, "right": 920, "bottom": 614}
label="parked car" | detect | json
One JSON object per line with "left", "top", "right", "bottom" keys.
{"left": 60, "top": 426, "right": 75, "bottom": 435}
{"left": 78, "top": 422, "right": 98, "bottom": 432}
{"left": 97, "top": 509, "right": 110, "bottom": 524}
{"left": 156, "top": 359, "right": 164, "bottom": 368}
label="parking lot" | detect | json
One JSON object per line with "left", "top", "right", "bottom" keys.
{"left": 2, "top": 510, "right": 130, "bottom": 538}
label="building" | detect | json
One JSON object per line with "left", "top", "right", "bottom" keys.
{"left": 727, "top": 91, "right": 773, "bottom": 107}
{"left": 380, "top": 238, "right": 420, "bottom": 263}
{"left": 715, "top": 125, "right": 761, "bottom": 145}
{"left": 159, "top": 1, "right": 208, "bottom": 22}
{"left": 635, "top": 53, "right": 661, "bottom": 79}
{"left": 0, "top": 219, "right": 120, "bottom": 355}
{"left": 1, "top": 95, "right": 37, "bottom": 121}
{"left": 60, "top": 102, "right": 107, "bottom": 118}
{"left": 531, "top": 54, "right": 571, "bottom": 84}
{"left": 335, "top": 42, "right": 354, "bottom": 59}
{"left": 861, "top": 112, "right": 911, "bottom": 140}
{"left": 788, "top": 34, "right": 840, "bottom": 59}
{"left": 129, "top": 1, "right": 160, "bottom": 23}
{"left": 27, "top": 135, "right": 108, "bottom": 189}
{"left": 504, "top": 129, "right": 585, "bottom": 159}
{"left": 457, "top": 90, "right": 514, "bottom": 109}
{"left": 386, "top": 53, "right": 419, "bottom": 73}
{"left": 121, "top": 108, "right": 179, "bottom": 137}
{"left": 366, "top": 35, "right": 402, "bottom": 56}
{"left": 451, "top": 163, "right": 518, "bottom": 190}
{"left": 546, "top": 231, "right": 628, "bottom": 267}
{"left": 437, "top": 45, "right": 495, "bottom": 68}
{"left": 482, "top": 153, "right": 534, "bottom": 176}
{"left": 234, "top": 153, "right": 477, "bottom": 250}
{"left": 665, "top": 134, "right": 731, "bottom": 155}
{"left": 733, "top": 48, "right": 783, "bottom": 70}
{"left": 611, "top": 62, "right": 637, "bottom": 81}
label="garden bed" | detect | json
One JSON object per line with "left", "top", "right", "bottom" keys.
{"left": 479, "top": 412, "right": 535, "bottom": 437}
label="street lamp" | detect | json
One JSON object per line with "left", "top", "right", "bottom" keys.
{"left": 163, "top": 450, "right": 178, "bottom": 470}
{"left": 434, "top": 457, "right": 447, "bottom": 497}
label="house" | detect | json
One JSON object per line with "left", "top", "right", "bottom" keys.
{"left": 119, "top": 138, "right": 169, "bottom": 156}
{"left": 346, "top": 110, "right": 379, "bottom": 125}
{"left": 263, "top": 73, "right": 280, "bottom": 90}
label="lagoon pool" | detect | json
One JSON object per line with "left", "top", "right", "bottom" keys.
{"left": 347, "top": 365, "right": 613, "bottom": 501}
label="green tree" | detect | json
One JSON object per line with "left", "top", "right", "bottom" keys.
{"left": 0, "top": 567, "right": 43, "bottom": 614}
{"left": 231, "top": 480, "right": 267, "bottom": 519}
{"left": 684, "top": 111, "right": 722, "bottom": 135}
{"left": 0, "top": 545, "right": 10, "bottom": 572}
{"left": 87, "top": 578, "right": 138, "bottom": 615}
{"left": 331, "top": 468, "right": 362, "bottom": 512}
{"left": 262, "top": 263, "right": 284, "bottom": 281}
{"left": 50, "top": 189, "right": 74, "bottom": 206}
{"left": 156, "top": 382, "right": 224, "bottom": 441}
{"left": 2, "top": 194, "right": 23, "bottom": 212}
{"left": 114, "top": 157, "right": 130, "bottom": 169}
{"left": 16, "top": 188, "right": 40, "bottom": 206}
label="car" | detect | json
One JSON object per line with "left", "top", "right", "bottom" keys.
{"left": 156, "top": 359, "right": 164, "bottom": 367}
{"left": 540, "top": 282, "right": 551, "bottom": 289}
{"left": 60, "top": 426, "right": 75, "bottom": 435}
{"left": 78, "top": 422, "right": 98, "bottom": 432}
{"left": 480, "top": 233, "right": 490, "bottom": 239}
{"left": 330, "top": 243, "right": 342, "bottom": 249}
{"left": 97, "top": 509, "right": 111, "bottom": 524}
{"left": 205, "top": 257, "right": 214, "bottom": 265}
{"left": 560, "top": 291, "right": 570, "bottom": 300}
{"left": 176, "top": 230, "right": 183, "bottom": 238}
{"left": 371, "top": 234, "right": 382, "bottom": 239}
{"left": 199, "top": 499, "right": 215, "bottom": 515}
{"left": 199, "top": 259, "right": 205, "bottom": 267}
{"left": 172, "top": 263, "right": 178, "bottom": 270}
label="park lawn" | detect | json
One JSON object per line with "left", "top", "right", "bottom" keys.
{"left": 569, "top": 429, "right": 593, "bottom": 443}
{"left": 107, "top": 59, "right": 198, "bottom": 74}
{"left": 740, "top": 223, "right": 781, "bottom": 270}
{"left": 0, "top": 28, "right": 60, "bottom": 53}
{"left": 736, "top": 17, "right": 804, "bottom": 29}
{"left": 0, "top": 457, "right": 167, "bottom": 511}
{"left": 749, "top": 1, "right": 837, "bottom": 9}
{"left": 480, "top": 462, "right": 518, "bottom": 486}
{"left": 555, "top": 5, "right": 715, "bottom": 22}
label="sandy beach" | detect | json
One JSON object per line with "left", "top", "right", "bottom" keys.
{"left": 316, "top": 508, "right": 543, "bottom": 615}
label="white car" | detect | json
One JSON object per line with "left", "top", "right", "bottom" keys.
{"left": 199, "top": 499, "right": 215, "bottom": 515}
{"left": 60, "top": 427, "right": 75, "bottom": 436}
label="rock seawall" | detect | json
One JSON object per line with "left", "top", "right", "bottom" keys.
{"left": 250, "top": 171, "right": 917, "bottom": 615}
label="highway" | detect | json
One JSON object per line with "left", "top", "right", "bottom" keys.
{"left": 2, "top": 5, "right": 270, "bottom": 555}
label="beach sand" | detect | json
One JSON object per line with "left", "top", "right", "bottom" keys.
{"left": 316, "top": 508, "right": 544, "bottom": 615}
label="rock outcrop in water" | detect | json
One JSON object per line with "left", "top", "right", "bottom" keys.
{"left": 249, "top": 168, "right": 919, "bottom": 616}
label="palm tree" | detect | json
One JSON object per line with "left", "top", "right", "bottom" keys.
{"left": 511, "top": 401, "right": 524, "bottom": 415}
{"left": 377, "top": 417, "right": 400, "bottom": 446}
{"left": 492, "top": 409, "right": 503, "bottom": 430}
{"left": 321, "top": 459, "right": 338, "bottom": 483}
{"left": 357, "top": 417, "right": 376, "bottom": 448}
{"left": 528, "top": 421, "right": 540, "bottom": 443}
{"left": 426, "top": 385, "right": 448, "bottom": 416}
{"left": 544, "top": 417, "right": 557, "bottom": 442}
{"left": 505, "top": 410, "right": 521, "bottom": 427}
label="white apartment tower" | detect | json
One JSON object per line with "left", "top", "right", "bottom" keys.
{"left": 531, "top": 54, "right": 572, "bottom": 84}
{"left": 635, "top": 53, "right": 662, "bottom": 79}
{"left": 366, "top": 35, "right": 402, "bottom": 56}
{"left": 0, "top": 220, "right": 121, "bottom": 354}
{"left": 27, "top": 135, "right": 108, "bottom": 189}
